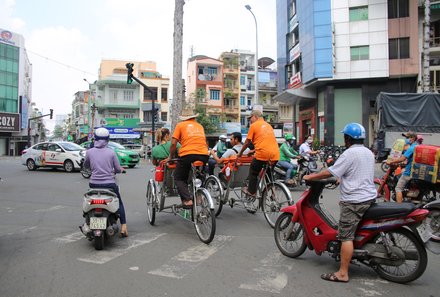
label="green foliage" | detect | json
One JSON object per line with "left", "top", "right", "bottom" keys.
{"left": 53, "top": 125, "right": 65, "bottom": 138}
{"left": 195, "top": 105, "right": 217, "bottom": 134}
{"left": 312, "top": 137, "right": 321, "bottom": 150}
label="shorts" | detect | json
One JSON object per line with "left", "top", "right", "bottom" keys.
{"left": 338, "top": 200, "right": 374, "bottom": 241}
{"left": 395, "top": 174, "right": 411, "bottom": 193}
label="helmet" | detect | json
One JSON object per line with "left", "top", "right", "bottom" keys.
{"left": 341, "top": 123, "right": 366, "bottom": 139}
{"left": 284, "top": 133, "right": 295, "bottom": 141}
{"left": 417, "top": 134, "right": 424, "bottom": 144}
{"left": 94, "top": 127, "right": 110, "bottom": 140}
{"left": 219, "top": 135, "right": 227, "bottom": 140}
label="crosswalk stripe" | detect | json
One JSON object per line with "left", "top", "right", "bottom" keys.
{"left": 77, "top": 232, "right": 166, "bottom": 264}
{"left": 53, "top": 231, "right": 84, "bottom": 243}
{"left": 35, "top": 205, "right": 66, "bottom": 212}
{"left": 239, "top": 251, "right": 291, "bottom": 294}
{"left": 148, "top": 235, "right": 233, "bottom": 279}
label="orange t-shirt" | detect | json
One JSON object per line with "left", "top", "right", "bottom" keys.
{"left": 247, "top": 118, "right": 280, "bottom": 161}
{"left": 172, "top": 119, "right": 208, "bottom": 157}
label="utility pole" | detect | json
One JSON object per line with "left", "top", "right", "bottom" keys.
{"left": 423, "top": 0, "right": 431, "bottom": 92}
{"left": 27, "top": 109, "right": 53, "bottom": 147}
{"left": 171, "top": 0, "right": 185, "bottom": 132}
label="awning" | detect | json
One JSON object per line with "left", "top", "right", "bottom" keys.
{"left": 273, "top": 88, "right": 316, "bottom": 105}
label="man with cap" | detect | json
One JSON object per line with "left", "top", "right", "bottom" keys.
{"left": 237, "top": 110, "right": 280, "bottom": 197}
{"left": 207, "top": 135, "right": 228, "bottom": 175}
{"left": 387, "top": 131, "right": 418, "bottom": 203}
{"left": 169, "top": 107, "right": 209, "bottom": 208}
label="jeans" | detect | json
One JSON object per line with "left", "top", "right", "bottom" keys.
{"left": 89, "top": 182, "right": 126, "bottom": 224}
{"left": 174, "top": 154, "right": 209, "bottom": 201}
{"left": 277, "top": 160, "right": 298, "bottom": 182}
{"left": 207, "top": 158, "right": 217, "bottom": 175}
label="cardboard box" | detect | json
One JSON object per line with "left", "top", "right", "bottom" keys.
{"left": 386, "top": 139, "right": 406, "bottom": 163}
{"left": 411, "top": 163, "right": 439, "bottom": 183}
{"left": 414, "top": 145, "right": 440, "bottom": 166}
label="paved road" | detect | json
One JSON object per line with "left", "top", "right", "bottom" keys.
{"left": 0, "top": 157, "right": 438, "bottom": 297}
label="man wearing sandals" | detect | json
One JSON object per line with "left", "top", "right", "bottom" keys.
{"left": 237, "top": 110, "right": 280, "bottom": 197}
{"left": 169, "top": 108, "right": 209, "bottom": 208}
{"left": 303, "top": 123, "right": 376, "bottom": 283}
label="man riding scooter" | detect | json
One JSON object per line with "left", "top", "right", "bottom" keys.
{"left": 277, "top": 134, "right": 299, "bottom": 185}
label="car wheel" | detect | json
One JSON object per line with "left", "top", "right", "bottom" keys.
{"left": 27, "top": 159, "right": 37, "bottom": 171}
{"left": 64, "top": 160, "right": 74, "bottom": 172}
{"left": 128, "top": 165, "right": 135, "bottom": 168}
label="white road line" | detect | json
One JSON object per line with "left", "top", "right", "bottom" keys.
{"left": 77, "top": 232, "right": 166, "bottom": 264}
{"left": 148, "top": 235, "right": 233, "bottom": 279}
{"left": 53, "top": 231, "right": 85, "bottom": 244}
{"left": 35, "top": 205, "right": 66, "bottom": 212}
{"left": 239, "top": 251, "right": 292, "bottom": 294}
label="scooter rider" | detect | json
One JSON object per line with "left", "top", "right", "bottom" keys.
{"left": 84, "top": 127, "right": 128, "bottom": 237}
{"left": 277, "top": 134, "right": 299, "bottom": 185}
{"left": 303, "top": 123, "right": 376, "bottom": 283}
{"left": 299, "top": 135, "right": 320, "bottom": 157}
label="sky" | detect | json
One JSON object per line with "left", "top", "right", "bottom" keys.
{"left": 0, "top": 0, "right": 277, "bottom": 131}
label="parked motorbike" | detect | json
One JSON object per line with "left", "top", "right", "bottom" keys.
{"left": 274, "top": 178, "right": 437, "bottom": 283}
{"left": 274, "top": 155, "right": 319, "bottom": 188}
{"left": 79, "top": 188, "right": 120, "bottom": 250}
{"left": 424, "top": 200, "right": 440, "bottom": 252}
{"left": 375, "top": 164, "right": 439, "bottom": 204}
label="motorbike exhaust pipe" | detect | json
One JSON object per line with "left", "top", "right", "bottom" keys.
{"left": 106, "top": 226, "right": 115, "bottom": 237}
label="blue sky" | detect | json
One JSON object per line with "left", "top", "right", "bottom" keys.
{"left": 0, "top": 0, "right": 277, "bottom": 128}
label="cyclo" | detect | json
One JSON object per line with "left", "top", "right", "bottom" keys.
{"left": 146, "top": 158, "right": 216, "bottom": 244}
{"left": 203, "top": 156, "right": 293, "bottom": 228}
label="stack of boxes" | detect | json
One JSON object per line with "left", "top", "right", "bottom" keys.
{"left": 386, "top": 139, "right": 406, "bottom": 163}
{"left": 410, "top": 145, "right": 440, "bottom": 183}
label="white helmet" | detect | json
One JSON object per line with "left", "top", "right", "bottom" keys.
{"left": 219, "top": 135, "right": 227, "bottom": 140}
{"left": 94, "top": 127, "right": 110, "bottom": 140}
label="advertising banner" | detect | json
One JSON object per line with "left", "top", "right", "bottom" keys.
{"left": 0, "top": 112, "right": 20, "bottom": 132}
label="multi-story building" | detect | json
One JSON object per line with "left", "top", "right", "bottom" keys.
{"left": 186, "top": 55, "right": 224, "bottom": 127}
{"left": 0, "top": 28, "right": 35, "bottom": 155}
{"left": 275, "top": 0, "right": 419, "bottom": 146}
{"left": 428, "top": 1, "right": 440, "bottom": 92}
{"left": 219, "top": 51, "right": 240, "bottom": 122}
{"left": 236, "top": 50, "right": 257, "bottom": 128}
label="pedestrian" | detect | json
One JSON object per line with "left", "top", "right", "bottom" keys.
{"left": 303, "top": 123, "right": 376, "bottom": 283}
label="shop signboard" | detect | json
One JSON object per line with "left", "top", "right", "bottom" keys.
{"left": 0, "top": 112, "right": 20, "bottom": 132}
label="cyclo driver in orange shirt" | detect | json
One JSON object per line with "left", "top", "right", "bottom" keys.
{"left": 237, "top": 110, "right": 280, "bottom": 197}
{"left": 169, "top": 107, "right": 209, "bottom": 208}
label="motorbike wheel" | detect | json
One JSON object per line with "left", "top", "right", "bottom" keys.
{"left": 373, "top": 228, "right": 427, "bottom": 283}
{"left": 426, "top": 209, "right": 440, "bottom": 242}
{"left": 94, "top": 234, "right": 104, "bottom": 250}
{"left": 274, "top": 213, "right": 307, "bottom": 258}
{"left": 381, "top": 161, "right": 390, "bottom": 173}
{"left": 204, "top": 175, "right": 224, "bottom": 217}
{"left": 146, "top": 181, "right": 156, "bottom": 225}
{"left": 262, "top": 183, "right": 293, "bottom": 228}
{"left": 194, "top": 189, "right": 216, "bottom": 244}
{"left": 81, "top": 169, "right": 91, "bottom": 179}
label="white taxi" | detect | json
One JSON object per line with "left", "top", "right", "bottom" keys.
{"left": 21, "top": 141, "right": 86, "bottom": 172}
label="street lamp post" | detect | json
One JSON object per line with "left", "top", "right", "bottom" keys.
{"left": 245, "top": 4, "right": 259, "bottom": 105}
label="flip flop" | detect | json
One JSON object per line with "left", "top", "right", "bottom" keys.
{"left": 320, "top": 273, "right": 349, "bottom": 283}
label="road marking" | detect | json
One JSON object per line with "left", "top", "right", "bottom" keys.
{"left": 148, "top": 235, "right": 233, "bottom": 279}
{"left": 53, "top": 231, "right": 85, "bottom": 243}
{"left": 239, "top": 251, "right": 292, "bottom": 294}
{"left": 35, "top": 205, "right": 66, "bottom": 212}
{"left": 77, "top": 232, "right": 166, "bottom": 264}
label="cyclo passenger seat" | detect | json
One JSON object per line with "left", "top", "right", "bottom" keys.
{"left": 363, "top": 202, "right": 416, "bottom": 220}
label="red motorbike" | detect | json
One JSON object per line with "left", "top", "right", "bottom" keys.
{"left": 274, "top": 178, "right": 435, "bottom": 283}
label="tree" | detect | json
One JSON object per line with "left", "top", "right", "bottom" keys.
{"left": 171, "top": 0, "right": 185, "bottom": 131}
{"left": 53, "top": 125, "right": 65, "bottom": 139}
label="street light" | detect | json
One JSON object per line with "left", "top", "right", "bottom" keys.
{"left": 245, "top": 4, "right": 259, "bottom": 105}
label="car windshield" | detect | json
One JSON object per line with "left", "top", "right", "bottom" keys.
{"left": 59, "top": 142, "right": 84, "bottom": 151}
{"left": 108, "top": 141, "right": 125, "bottom": 150}
{"left": 126, "top": 145, "right": 141, "bottom": 149}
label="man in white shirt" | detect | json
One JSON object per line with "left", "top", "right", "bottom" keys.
{"left": 299, "top": 135, "right": 320, "bottom": 157}
{"left": 303, "top": 123, "right": 376, "bottom": 283}
{"left": 210, "top": 132, "right": 250, "bottom": 168}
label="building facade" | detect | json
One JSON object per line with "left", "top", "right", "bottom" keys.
{"left": 0, "top": 28, "right": 35, "bottom": 155}
{"left": 275, "top": 0, "right": 419, "bottom": 146}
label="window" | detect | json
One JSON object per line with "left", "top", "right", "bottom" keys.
{"left": 144, "top": 87, "right": 158, "bottom": 100}
{"left": 123, "top": 90, "right": 134, "bottom": 101}
{"left": 207, "top": 67, "right": 217, "bottom": 76}
{"left": 109, "top": 89, "right": 118, "bottom": 103}
{"left": 210, "top": 90, "right": 220, "bottom": 100}
{"left": 349, "top": 6, "right": 368, "bottom": 21}
{"left": 161, "top": 112, "right": 167, "bottom": 121}
{"left": 389, "top": 38, "right": 410, "bottom": 59}
{"left": 240, "top": 75, "right": 246, "bottom": 86}
{"left": 388, "top": 0, "right": 409, "bottom": 19}
{"left": 161, "top": 88, "right": 168, "bottom": 101}
{"left": 123, "top": 114, "right": 134, "bottom": 119}
{"left": 247, "top": 98, "right": 252, "bottom": 106}
{"left": 350, "top": 46, "right": 369, "bottom": 60}
{"left": 240, "top": 95, "right": 245, "bottom": 106}
{"left": 0, "top": 43, "right": 19, "bottom": 112}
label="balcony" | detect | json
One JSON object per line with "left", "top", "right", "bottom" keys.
{"left": 94, "top": 99, "right": 140, "bottom": 109}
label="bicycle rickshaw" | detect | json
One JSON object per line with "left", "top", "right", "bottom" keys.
{"left": 203, "top": 156, "right": 293, "bottom": 228}
{"left": 146, "top": 159, "right": 216, "bottom": 244}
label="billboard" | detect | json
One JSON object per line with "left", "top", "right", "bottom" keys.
{"left": 0, "top": 112, "right": 20, "bottom": 132}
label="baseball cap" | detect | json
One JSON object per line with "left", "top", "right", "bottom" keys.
{"left": 402, "top": 131, "right": 417, "bottom": 139}
{"left": 247, "top": 110, "right": 263, "bottom": 119}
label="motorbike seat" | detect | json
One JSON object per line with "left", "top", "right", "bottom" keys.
{"left": 363, "top": 202, "right": 416, "bottom": 220}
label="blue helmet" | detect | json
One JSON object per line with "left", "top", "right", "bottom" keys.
{"left": 341, "top": 123, "right": 366, "bottom": 139}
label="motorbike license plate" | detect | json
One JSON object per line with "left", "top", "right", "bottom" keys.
{"left": 417, "top": 223, "right": 433, "bottom": 243}
{"left": 90, "top": 217, "right": 107, "bottom": 230}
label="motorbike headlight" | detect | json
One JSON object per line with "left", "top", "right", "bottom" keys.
{"left": 194, "top": 179, "right": 202, "bottom": 188}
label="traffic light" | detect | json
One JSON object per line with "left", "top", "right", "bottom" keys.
{"left": 49, "top": 109, "right": 53, "bottom": 119}
{"left": 126, "top": 63, "right": 134, "bottom": 84}
{"left": 153, "top": 107, "right": 159, "bottom": 122}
